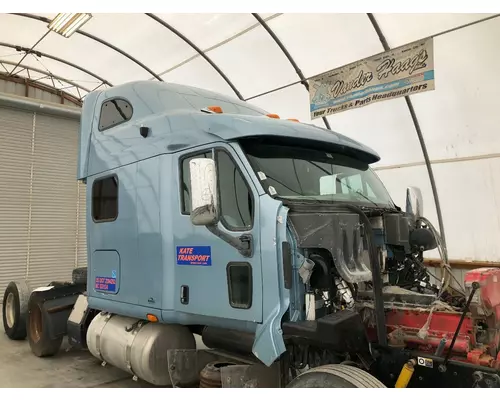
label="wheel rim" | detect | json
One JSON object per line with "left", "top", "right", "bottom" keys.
{"left": 29, "top": 303, "right": 43, "bottom": 343}
{"left": 5, "top": 292, "right": 15, "bottom": 328}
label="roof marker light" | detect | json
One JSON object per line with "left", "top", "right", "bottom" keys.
{"left": 48, "top": 13, "right": 93, "bottom": 38}
{"left": 266, "top": 113, "right": 280, "bottom": 119}
{"left": 287, "top": 118, "right": 300, "bottom": 122}
{"left": 207, "top": 106, "right": 223, "bottom": 114}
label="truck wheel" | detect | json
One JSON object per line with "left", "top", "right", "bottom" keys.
{"left": 27, "top": 293, "right": 63, "bottom": 357}
{"left": 48, "top": 281, "right": 67, "bottom": 287}
{"left": 72, "top": 267, "right": 87, "bottom": 285}
{"left": 2, "top": 281, "right": 31, "bottom": 340}
{"left": 286, "top": 364, "right": 386, "bottom": 388}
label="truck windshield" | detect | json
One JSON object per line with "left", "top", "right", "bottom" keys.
{"left": 240, "top": 140, "right": 395, "bottom": 209}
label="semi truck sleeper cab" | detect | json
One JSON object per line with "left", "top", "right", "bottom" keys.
{"left": 5, "top": 80, "right": 496, "bottom": 389}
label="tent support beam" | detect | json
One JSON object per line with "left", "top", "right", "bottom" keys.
{"left": 146, "top": 13, "right": 244, "bottom": 100}
{"left": 0, "top": 59, "right": 92, "bottom": 93}
{"left": 252, "top": 13, "right": 331, "bottom": 130}
{"left": 0, "top": 41, "right": 112, "bottom": 88}
{"left": 367, "top": 13, "right": 447, "bottom": 248}
{"left": 12, "top": 14, "right": 164, "bottom": 82}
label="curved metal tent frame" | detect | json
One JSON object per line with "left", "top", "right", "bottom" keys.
{"left": 13, "top": 13, "right": 163, "bottom": 82}
{"left": 145, "top": 13, "right": 244, "bottom": 100}
{"left": 0, "top": 41, "right": 112, "bottom": 88}
{"left": 9, "top": 12, "right": 329, "bottom": 129}
{"left": 3, "top": 12, "right": 500, "bottom": 250}
{"left": 251, "top": 13, "right": 331, "bottom": 130}
{"left": 0, "top": 59, "right": 92, "bottom": 94}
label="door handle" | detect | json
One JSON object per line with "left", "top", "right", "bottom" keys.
{"left": 180, "top": 285, "right": 189, "bottom": 305}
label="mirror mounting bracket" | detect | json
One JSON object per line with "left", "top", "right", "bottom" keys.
{"left": 206, "top": 225, "right": 253, "bottom": 258}
{"left": 405, "top": 186, "right": 423, "bottom": 220}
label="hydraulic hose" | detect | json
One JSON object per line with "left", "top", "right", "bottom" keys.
{"left": 417, "top": 216, "right": 457, "bottom": 299}
{"left": 335, "top": 204, "right": 387, "bottom": 347}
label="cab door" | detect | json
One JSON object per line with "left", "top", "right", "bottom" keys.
{"left": 172, "top": 144, "right": 263, "bottom": 323}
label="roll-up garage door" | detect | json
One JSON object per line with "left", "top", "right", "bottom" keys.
{"left": 28, "top": 113, "right": 81, "bottom": 288}
{"left": 0, "top": 107, "right": 33, "bottom": 293}
{"left": 0, "top": 104, "right": 86, "bottom": 295}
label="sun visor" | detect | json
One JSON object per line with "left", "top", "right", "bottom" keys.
{"left": 191, "top": 113, "right": 380, "bottom": 164}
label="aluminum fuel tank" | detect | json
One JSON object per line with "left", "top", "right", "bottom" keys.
{"left": 87, "top": 312, "right": 196, "bottom": 386}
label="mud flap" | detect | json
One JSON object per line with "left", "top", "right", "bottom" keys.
{"left": 31, "top": 284, "right": 83, "bottom": 340}
{"left": 167, "top": 349, "right": 280, "bottom": 388}
{"left": 220, "top": 363, "right": 281, "bottom": 388}
{"left": 167, "top": 349, "right": 226, "bottom": 387}
{"left": 67, "top": 294, "right": 93, "bottom": 349}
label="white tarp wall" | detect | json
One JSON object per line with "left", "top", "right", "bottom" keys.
{"left": 0, "top": 12, "right": 499, "bottom": 263}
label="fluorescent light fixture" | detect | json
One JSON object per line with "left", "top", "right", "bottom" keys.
{"left": 48, "top": 13, "right": 92, "bottom": 38}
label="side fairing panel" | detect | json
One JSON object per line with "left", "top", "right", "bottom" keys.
{"left": 87, "top": 163, "right": 139, "bottom": 305}
{"left": 77, "top": 91, "right": 100, "bottom": 180}
{"left": 136, "top": 156, "right": 164, "bottom": 308}
{"left": 160, "top": 154, "right": 177, "bottom": 313}
{"left": 252, "top": 196, "right": 291, "bottom": 366}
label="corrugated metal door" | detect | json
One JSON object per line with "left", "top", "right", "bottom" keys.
{"left": 0, "top": 104, "right": 86, "bottom": 295}
{"left": 0, "top": 107, "right": 33, "bottom": 293}
{"left": 27, "top": 113, "right": 81, "bottom": 288}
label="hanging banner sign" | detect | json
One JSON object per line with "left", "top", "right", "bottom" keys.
{"left": 309, "top": 38, "right": 435, "bottom": 119}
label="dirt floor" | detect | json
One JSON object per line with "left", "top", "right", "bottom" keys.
{"left": 0, "top": 310, "right": 155, "bottom": 388}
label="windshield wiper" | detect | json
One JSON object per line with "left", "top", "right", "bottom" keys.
{"left": 340, "top": 182, "right": 380, "bottom": 208}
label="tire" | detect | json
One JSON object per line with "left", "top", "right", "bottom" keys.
{"left": 286, "top": 364, "right": 386, "bottom": 388}
{"left": 2, "top": 280, "right": 31, "bottom": 340}
{"left": 72, "top": 267, "right": 87, "bottom": 285}
{"left": 48, "top": 281, "right": 72, "bottom": 288}
{"left": 27, "top": 292, "right": 63, "bottom": 357}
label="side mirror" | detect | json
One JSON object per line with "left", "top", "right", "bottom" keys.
{"left": 189, "top": 158, "right": 218, "bottom": 226}
{"left": 405, "top": 186, "right": 423, "bottom": 219}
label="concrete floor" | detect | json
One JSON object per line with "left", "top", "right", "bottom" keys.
{"left": 0, "top": 310, "right": 155, "bottom": 388}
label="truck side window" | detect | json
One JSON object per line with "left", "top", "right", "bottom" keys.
{"left": 180, "top": 150, "right": 254, "bottom": 230}
{"left": 98, "top": 98, "right": 133, "bottom": 131}
{"left": 181, "top": 151, "right": 213, "bottom": 214}
{"left": 216, "top": 150, "right": 253, "bottom": 230}
{"left": 92, "top": 176, "right": 118, "bottom": 222}
{"left": 227, "top": 262, "right": 252, "bottom": 309}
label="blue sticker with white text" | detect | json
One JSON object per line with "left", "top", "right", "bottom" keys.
{"left": 176, "top": 246, "right": 212, "bottom": 266}
{"left": 95, "top": 277, "right": 116, "bottom": 292}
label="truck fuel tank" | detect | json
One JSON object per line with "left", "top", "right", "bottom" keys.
{"left": 86, "top": 313, "right": 196, "bottom": 386}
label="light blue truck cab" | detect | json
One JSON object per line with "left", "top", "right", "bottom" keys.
{"left": 75, "top": 81, "right": 427, "bottom": 382}
{"left": 4, "top": 79, "right": 493, "bottom": 389}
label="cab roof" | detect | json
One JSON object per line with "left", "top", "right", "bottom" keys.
{"left": 78, "top": 81, "right": 380, "bottom": 179}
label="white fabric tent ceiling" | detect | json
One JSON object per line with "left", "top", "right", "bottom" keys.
{"left": 1, "top": 12, "right": 500, "bottom": 262}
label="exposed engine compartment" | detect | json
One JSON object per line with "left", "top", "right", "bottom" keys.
{"left": 357, "top": 267, "right": 500, "bottom": 368}
{"left": 284, "top": 202, "right": 500, "bottom": 370}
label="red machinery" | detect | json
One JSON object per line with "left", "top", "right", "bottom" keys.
{"left": 362, "top": 267, "right": 500, "bottom": 369}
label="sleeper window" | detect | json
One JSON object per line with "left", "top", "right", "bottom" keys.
{"left": 92, "top": 176, "right": 118, "bottom": 222}
{"left": 99, "top": 99, "right": 133, "bottom": 131}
